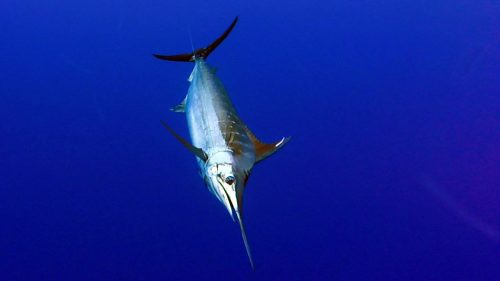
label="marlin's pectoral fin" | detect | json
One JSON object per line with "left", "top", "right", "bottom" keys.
{"left": 170, "top": 96, "right": 186, "bottom": 113}
{"left": 160, "top": 120, "right": 208, "bottom": 161}
{"left": 244, "top": 127, "right": 291, "bottom": 163}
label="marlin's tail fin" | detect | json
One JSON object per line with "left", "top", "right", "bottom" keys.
{"left": 153, "top": 17, "right": 238, "bottom": 62}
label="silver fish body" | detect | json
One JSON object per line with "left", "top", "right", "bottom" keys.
{"left": 186, "top": 59, "right": 256, "bottom": 217}
{"left": 155, "top": 17, "right": 289, "bottom": 269}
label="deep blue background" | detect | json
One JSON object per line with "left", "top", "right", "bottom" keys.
{"left": 1, "top": 1, "right": 498, "bottom": 280}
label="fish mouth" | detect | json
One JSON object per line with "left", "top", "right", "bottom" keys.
{"left": 213, "top": 175, "right": 239, "bottom": 220}
{"left": 205, "top": 164, "right": 255, "bottom": 269}
{"left": 212, "top": 173, "right": 255, "bottom": 269}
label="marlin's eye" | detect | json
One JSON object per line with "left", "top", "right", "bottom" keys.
{"left": 225, "top": 176, "right": 235, "bottom": 185}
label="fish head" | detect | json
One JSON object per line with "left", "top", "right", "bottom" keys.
{"left": 204, "top": 151, "right": 255, "bottom": 269}
{"left": 204, "top": 151, "right": 247, "bottom": 218}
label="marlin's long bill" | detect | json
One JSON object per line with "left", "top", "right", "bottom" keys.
{"left": 155, "top": 17, "right": 290, "bottom": 270}
{"left": 236, "top": 213, "right": 255, "bottom": 270}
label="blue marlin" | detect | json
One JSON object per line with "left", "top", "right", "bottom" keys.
{"left": 154, "top": 17, "right": 290, "bottom": 269}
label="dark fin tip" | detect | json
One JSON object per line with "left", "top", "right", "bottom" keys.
{"left": 153, "top": 53, "right": 194, "bottom": 62}
{"left": 160, "top": 120, "right": 208, "bottom": 161}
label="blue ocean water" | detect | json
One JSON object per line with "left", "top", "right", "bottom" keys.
{"left": 1, "top": 1, "right": 498, "bottom": 280}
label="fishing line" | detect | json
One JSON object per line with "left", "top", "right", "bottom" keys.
{"left": 188, "top": 25, "right": 195, "bottom": 55}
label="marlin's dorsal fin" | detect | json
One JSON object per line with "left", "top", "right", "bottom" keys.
{"left": 160, "top": 120, "right": 208, "bottom": 161}
{"left": 170, "top": 96, "right": 186, "bottom": 113}
{"left": 244, "top": 127, "right": 291, "bottom": 163}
